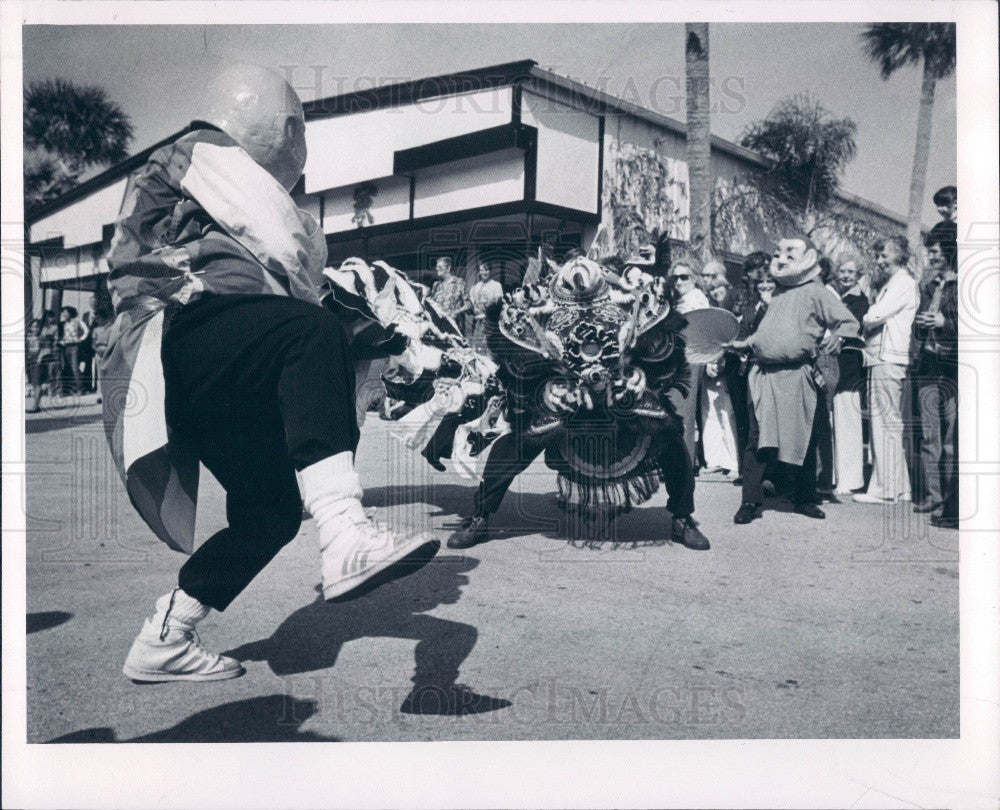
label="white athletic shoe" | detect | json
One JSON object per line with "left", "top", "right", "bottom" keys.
{"left": 320, "top": 516, "right": 439, "bottom": 602}
{"left": 122, "top": 591, "right": 244, "bottom": 683}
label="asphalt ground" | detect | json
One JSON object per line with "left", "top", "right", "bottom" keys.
{"left": 24, "top": 396, "right": 959, "bottom": 743}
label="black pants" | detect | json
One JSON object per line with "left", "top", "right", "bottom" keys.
{"left": 474, "top": 416, "right": 696, "bottom": 519}
{"left": 723, "top": 355, "right": 750, "bottom": 475}
{"left": 163, "top": 294, "right": 360, "bottom": 611}
{"left": 740, "top": 387, "right": 826, "bottom": 508}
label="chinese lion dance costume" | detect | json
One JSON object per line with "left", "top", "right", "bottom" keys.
{"left": 326, "top": 255, "right": 732, "bottom": 542}
{"left": 490, "top": 256, "right": 692, "bottom": 522}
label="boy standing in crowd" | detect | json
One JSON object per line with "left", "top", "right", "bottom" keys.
{"left": 912, "top": 228, "right": 959, "bottom": 528}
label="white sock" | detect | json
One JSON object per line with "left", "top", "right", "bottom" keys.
{"left": 152, "top": 588, "right": 209, "bottom": 635}
{"left": 299, "top": 451, "right": 367, "bottom": 544}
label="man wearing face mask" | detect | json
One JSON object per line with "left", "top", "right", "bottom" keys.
{"left": 105, "top": 65, "right": 439, "bottom": 684}
{"left": 726, "top": 237, "right": 860, "bottom": 524}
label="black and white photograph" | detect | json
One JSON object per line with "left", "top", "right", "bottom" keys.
{"left": 2, "top": 1, "right": 998, "bottom": 808}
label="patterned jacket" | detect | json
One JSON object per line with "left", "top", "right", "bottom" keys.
{"left": 101, "top": 124, "right": 328, "bottom": 553}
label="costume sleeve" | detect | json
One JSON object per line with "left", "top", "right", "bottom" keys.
{"left": 863, "top": 274, "right": 910, "bottom": 328}
{"left": 816, "top": 285, "right": 860, "bottom": 341}
{"left": 180, "top": 141, "right": 328, "bottom": 304}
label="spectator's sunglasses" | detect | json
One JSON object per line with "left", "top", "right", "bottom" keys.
{"left": 671, "top": 273, "right": 691, "bottom": 281}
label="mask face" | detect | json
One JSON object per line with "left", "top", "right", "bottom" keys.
{"left": 771, "top": 239, "right": 819, "bottom": 287}
{"left": 201, "top": 64, "right": 307, "bottom": 191}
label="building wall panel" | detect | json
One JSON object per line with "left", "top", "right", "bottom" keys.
{"left": 302, "top": 87, "right": 513, "bottom": 194}
{"left": 412, "top": 148, "right": 525, "bottom": 218}
{"left": 521, "top": 91, "right": 601, "bottom": 214}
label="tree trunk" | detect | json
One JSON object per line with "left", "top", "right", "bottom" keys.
{"left": 685, "top": 23, "right": 713, "bottom": 262}
{"left": 907, "top": 61, "right": 937, "bottom": 276}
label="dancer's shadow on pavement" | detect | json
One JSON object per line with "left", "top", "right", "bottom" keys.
{"left": 227, "top": 556, "right": 511, "bottom": 717}
{"left": 365, "top": 483, "right": 565, "bottom": 543}
{"left": 46, "top": 695, "right": 337, "bottom": 743}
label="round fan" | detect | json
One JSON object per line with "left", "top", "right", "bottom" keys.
{"left": 681, "top": 308, "right": 739, "bottom": 364}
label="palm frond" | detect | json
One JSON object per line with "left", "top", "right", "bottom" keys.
{"left": 861, "top": 23, "right": 956, "bottom": 81}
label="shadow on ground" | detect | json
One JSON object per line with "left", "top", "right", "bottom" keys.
{"left": 364, "top": 482, "right": 674, "bottom": 548}
{"left": 46, "top": 695, "right": 338, "bottom": 743}
{"left": 27, "top": 611, "right": 73, "bottom": 633}
{"left": 226, "top": 555, "right": 510, "bottom": 716}
{"left": 25, "top": 411, "right": 103, "bottom": 435}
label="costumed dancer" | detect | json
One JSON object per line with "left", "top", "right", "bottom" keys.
{"left": 447, "top": 257, "right": 710, "bottom": 552}
{"left": 727, "top": 236, "right": 860, "bottom": 524}
{"left": 105, "top": 65, "right": 439, "bottom": 683}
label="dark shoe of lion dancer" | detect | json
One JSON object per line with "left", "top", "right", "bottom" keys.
{"left": 447, "top": 423, "right": 551, "bottom": 550}
{"left": 656, "top": 416, "right": 710, "bottom": 551}
{"left": 110, "top": 66, "right": 437, "bottom": 684}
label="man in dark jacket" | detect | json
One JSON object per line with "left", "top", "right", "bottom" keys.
{"left": 911, "top": 227, "right": 959, "bottom": 527}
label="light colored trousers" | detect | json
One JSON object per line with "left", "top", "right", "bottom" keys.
{"left": 832, "top": 389, "right": 864, "bottom": 492}
{"left": 866, "top": 363, "right": 911, "bottom": 501}
{"left": 701, "top": 373, "right": 740, "bottom": 472}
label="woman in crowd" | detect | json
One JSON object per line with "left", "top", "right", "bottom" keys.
{"left": 813, "top": 258, "right": 841, "bottom": 497}
{"left": 89, "top": 290, "right": 116, "bottom": 402}
{"left": 702, "top": 275, "right": 740, "bottom": 476}
{"left": 25, "top": 319, "right": 43, "bottom": 413}
{"left": 668, "top": 257, "right": 711, "bottom": 473}
{"left": 466, "top": 262, "right": 504, "bottom": 352}
{"left": 38, "top": 310, "right": 61, "bottom": 401}
{"left": 828, "top": 260, "right": 869, "bottom": 494}
{"left": 58, "top": 305, "right": 89, "bottom": 397}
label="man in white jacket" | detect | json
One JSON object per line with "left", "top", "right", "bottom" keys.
{"left": 854, "top": 236, "right": 919, "bottom": 504}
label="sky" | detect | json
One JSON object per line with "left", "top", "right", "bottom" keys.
{"left": 22, "top": 22, "right": 957, "bottom": 225}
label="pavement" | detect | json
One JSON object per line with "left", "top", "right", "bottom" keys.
{"left": 24, "top": 395, "right": 959, "bottom": 742}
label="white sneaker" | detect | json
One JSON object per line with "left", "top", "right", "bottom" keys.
{"left": 122, "top": 593, "right": 244, "bottom": 683}
{"left": 321, "top": 516, "right": 439, "bottom": 602}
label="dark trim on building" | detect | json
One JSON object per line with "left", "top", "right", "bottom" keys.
{"left": 319, "top": 193, "right": 325, "bottom": 228}
{"left": 522, "top": 126, "right": 538, "bottom": 202}
{"left": 596, "top": 114, "right": 606, "bottom": 217}
{"left": 102, "top": 223, "right": 116, "bottom": 244}
{"left": 393, "top": 122, "right": 536, "bottom": 174}
{"left": 323, "top": 198, "right": 598, "bottom": 246}
{"left": 30, "top": 235, "right": 64, "bottom": 249}
{"left": 511, "top": 84, "right": 523, "bottom": 125}
{"left": 408, "top": 175, "right": 416, "bottom": 220}
{"left": 304, "top": 59, "right": 537, "bottom": 120}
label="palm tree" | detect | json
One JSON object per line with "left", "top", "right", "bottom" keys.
{"left": 739, "top": 94, "right": 857, "bottom": 216}
{"left": 24, "top": 78, "right": 134, "bottom": 209}
{"left": 684, "top": 23, "right": 712, "bottom": 262}
{"left": 860, "top": 23, "right": 956, "bottom": 261}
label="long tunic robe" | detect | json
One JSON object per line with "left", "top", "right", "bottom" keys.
{"left": 746, "top": 276, "right": 859, "bottom": 466}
